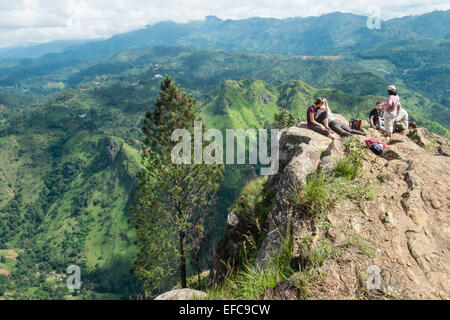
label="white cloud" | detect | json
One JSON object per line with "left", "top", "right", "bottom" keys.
{"left": 0, "top": 0, "right": 448, "bottom": 47}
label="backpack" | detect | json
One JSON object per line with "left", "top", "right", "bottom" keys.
{"left": 365, "top": 138, "right": 387, "bottom": 155}
{"left": 350, "top": 118, "right": 362, "bottom": 131}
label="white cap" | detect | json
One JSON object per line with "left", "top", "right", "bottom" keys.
{"left": 387, "top": 85, "right": 396, "bottom": 92}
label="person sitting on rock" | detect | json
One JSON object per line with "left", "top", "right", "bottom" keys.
{"left": 394, "top": 105, "right": 409, "bottom": 133}
{"left": 370, "top": 102, "right": 385, "bottom": 131}
{"left": 306, "top": 97, "right": 336, "bottom": 140}
{"left": 318, "top": 98, "right": 366, "bottom": 137}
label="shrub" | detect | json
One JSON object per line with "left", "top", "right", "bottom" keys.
{"left": 333, "top": 154, "right": 360, "bottom": 179}
{"left": 307, "top": 238, "right": 338, "bottom": 269}
{"left": 205, "top": 236, "right": 294, "bottom": 300}
{"left": 272, "top": 109, "right": 299, "bottom": 129}
{"left": 289, "top": 172, "right": 338, "bottom": 218}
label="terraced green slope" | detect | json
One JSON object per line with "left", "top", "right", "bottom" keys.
{"left": 202, "top": 79, "right": 448, "bottom": 135}
{"left": 0, "top": 89, "right": 144, "bottom": 298}
{"left": 0, "top": 74, "right": 447, "bottom": 299}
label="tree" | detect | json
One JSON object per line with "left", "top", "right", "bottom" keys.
{"left": 272, "top": 109, "right": 299, "bottom": 129}
{"left": 130, "top": 76, "right": 223, "bottom": 296}
{"left": 0, "top": 274, "right": 11, "bottom": 296}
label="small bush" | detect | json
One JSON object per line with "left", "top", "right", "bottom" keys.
{"left": 230, "top": 176, "right": 273, "bottom": 265}
{"left": 333, "top": 136, "right": 365, "bottom": 179}
{"left": 289, "top": 138, "right": 377, "bottom": 220}
{"left": 290, "top": 268, "right": 322, "bottom": 298}
{"left": 333, "top": 154, "right": 360, "bottom": 179}
{"left": 289, "top": 172, "right": 339, "bottom": 218}
{"left": 272, "top": 109, "right": 299, "bottom": 129}
{"left": 342, "top": 136, "right": 364, "bottom": 154}
{"left": 288, "top": 237, "right": 338, "bottom": 299}
{"left": 204, "top": 236, "right": 294, "bottom": 300}
{"left": 307, "top": 238, "right": 338, "bottom": 269}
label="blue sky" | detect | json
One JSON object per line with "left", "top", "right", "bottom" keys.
{"left": 0, "top": 0, "right": 449, "bottom": 48}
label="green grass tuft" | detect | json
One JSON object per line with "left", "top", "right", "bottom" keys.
{"left": 204, "top": 236, "right": 294, "bottom": 300}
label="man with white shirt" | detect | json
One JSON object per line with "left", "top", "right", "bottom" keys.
{"left": 394, "top": 105, "right": 409, "bottom": 132}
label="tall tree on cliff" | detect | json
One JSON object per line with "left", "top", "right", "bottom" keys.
{"left": 130, "top": 75, "right": 223, "bottom": 296}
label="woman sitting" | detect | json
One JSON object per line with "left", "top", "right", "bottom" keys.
{"left": 319, "top": 98, "right": 366, "bottom": 137}
{"left": 306, "top": 97, "right": 337, "bottom": 140}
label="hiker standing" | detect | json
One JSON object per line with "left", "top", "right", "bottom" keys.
{"left": 382, "top": 85, "right": 401, "bottom": 138}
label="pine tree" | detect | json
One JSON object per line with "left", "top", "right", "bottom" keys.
{"left": 272, "top": 109, "right": 298, "bottom": 129}
{"left": 130, "top": 76, "right": 223, "bottom": 296}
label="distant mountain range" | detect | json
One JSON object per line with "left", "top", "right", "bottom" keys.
{"left": 2, "top": 10, "right": 448, "bottom": 59}
{"left": 0, "top": 40, "right": 91, "bottom": 60}
{"left": 0, "top": 10, "right": 447, "bottom": 108}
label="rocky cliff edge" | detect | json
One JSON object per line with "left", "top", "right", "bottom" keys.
{"left": 211, "top": 118, "right": 449, "bottom": 300}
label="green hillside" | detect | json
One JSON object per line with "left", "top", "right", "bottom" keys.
{"left": 0, "top": 132, "right": 141, "bottom": 298}
{"left": 356, "top": 40, "right": 450, "bottom": 107}
{"left": 1, "top": 45, "right": 447, "bottom": 134}
{"left": 202, "top": 78, "right": 448, "bottom": 135}
{"left": 0, "top": 68, "right": 447, "bottom": 299}
{"left": 0, "top": 90, "right": 144, "bottom": 298}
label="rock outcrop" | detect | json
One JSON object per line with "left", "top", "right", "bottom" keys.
{"left": 210, "top": 209, "right": 258, "bottom": 282}
{"left": 154, "top": 289, "right": 207, "bottom": 300}
{"left": 210, "top": 177, "right": 271, "bottom": 282}
{"left": 211, "top": 119, "right": 450, "bottom": 299}
{"left": 312, "top": 130, "right": 449, "bottom": 299}
{"left": 258, "top": 126, "right": 343, "bottom": 266}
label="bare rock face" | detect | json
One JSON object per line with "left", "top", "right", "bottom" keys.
{"left": 263, "top": 278, "right": 303, "bottom": 300}
{"left": 210, "top": 209, "right": 259, "bottom": 282}
{"left": 303, "top": 128, "right": 449, "bottom": 299}
{"left": 382, "top": 133, "right": 423, "bottom": 161}
{"left": 154, "top": 289, "right": 206, "bottom": 300}
{"left": 306, "top": 129, "right": 449, "bottom": 299}
{"left": 407, "top": 128, "right": 433, "bottom": 148}
{"left": 258, "top": 127, "right": 340, "bottom": 266}
{"left": 210, "top": 126, "right": 339, "bottom": 280}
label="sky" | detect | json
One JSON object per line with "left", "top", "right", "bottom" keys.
{"left": 0, "top": 0, "right": 449, "bottom": 48}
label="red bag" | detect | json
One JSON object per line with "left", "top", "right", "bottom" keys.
{"left": 365, "top": 138, "right": 387, "bottom": 155}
